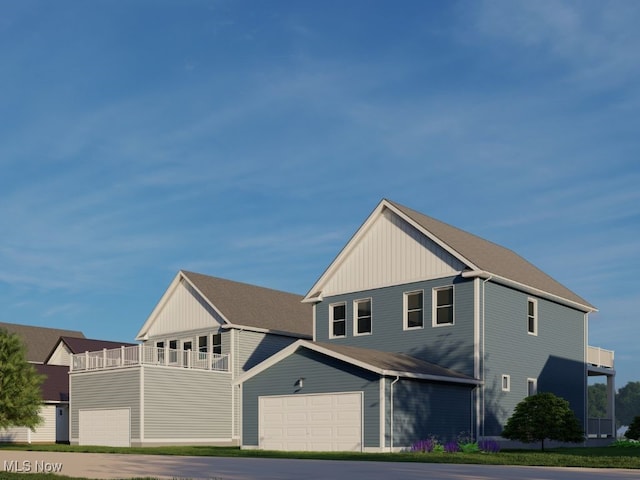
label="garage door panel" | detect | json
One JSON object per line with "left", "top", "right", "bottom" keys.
{"left": 259, "top": 393, "right": 362, "bottom": 452}
{"left": 79, "top": 408, "right": 130, "bottom": 447}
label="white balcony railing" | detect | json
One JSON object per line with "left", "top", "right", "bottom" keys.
{"left": 70, "top": 345, "right": 230, "bottom": 373}
{"left": 587, "top": 346, "right": 614, "bottom": 369}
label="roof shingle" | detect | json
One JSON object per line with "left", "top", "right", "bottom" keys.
{"left": 182, "top": 271, "right": 313, "bottom": 337}
{"left": 0, "top": 322, "right": 85, "bottom": 363}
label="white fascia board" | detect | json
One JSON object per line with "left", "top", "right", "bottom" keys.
{"left": 233, "top": 339, "right": 307, "bottom": 385}
{"left": 461, "top": 270, "right": 597, "bottom": 313}
{"left": 380, "top": 370, "right": 482, "bottom": 386}
{"left": 220, "top": 323, "right": 312, "bottom": 339}
{"left": 136, "top": 270, "right": 233, "bottom": 341}
{"left": 135, "top": 271, "right": 184, "bottom": 341}
{"left": 384, "top": 201, "right": 479, "bottom": 272}
{"left": 302, "top": 200, "right": 388, "bottom": 302}
{"left": 234, "top": 339, "right": 481, "bottom": 387}
{"left": 302, "top": 199, "right": 478, "bottom": 302}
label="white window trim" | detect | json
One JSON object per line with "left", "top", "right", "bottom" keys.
{"left": 502, "top": 374, "right": 511, "bottom": 392}
{"left": 432, "top": 285, "right": 455, "bottom": 327}
{"left": 527, "top": 378, "right": 538, "bottom": 396}
{"left": 527, "top": 298, "right": 538, "bottom": 336}
{"left": 329, "top": 302, "right": 347, "bottom": 339}
{"left": 404, "top": 290, "right": 424, "bottom": 330}
{"left": 353, "top": 298, "right": 372, "bottom": 336}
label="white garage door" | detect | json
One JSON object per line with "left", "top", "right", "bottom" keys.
{"left": 259, "top": 392, "right": 362, "bottom": 451}
{"left": 79, "top": 408, "right": 130, "bottom": 447}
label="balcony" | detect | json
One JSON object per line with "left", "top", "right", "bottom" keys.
{"left": 587, "top": 346, "right": 614, "bottom": 370}
{"left": 70, "top": 345, "right": 230, "bottom": 372}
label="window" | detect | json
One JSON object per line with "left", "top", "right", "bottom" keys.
{"left": 502, "top": 374, "right": 511, "bottom": 392}
{"left": 354, "top": 298, "right": 372, "bottom": 335}
{"left": 527, "top": 298, "right": 538, "bottom": 335}
{"left": 330, "top": 302, "right": 346, "bottom": 338}
{"left": 198, "top": 335, "right": 208, "bottom": 359}
{"left": 212, "top": 334, "right": 222, "bottom": 355}
{"left": 156, "top": 341, "right": 164, "bottom": 363}
{"left": 183, "top": 341, "right": 192, "bottom": 351}
{"left": 433, "top": 286, "right": 454, "bottom": 326}
{"left": 404, "top": 291, "right": 424, "bottom": 329}
{"left": 169, "top": 339, "right": 178, "bottom": 363}
{"left": 527, "top": 378, "right": 537, "bottom": 396}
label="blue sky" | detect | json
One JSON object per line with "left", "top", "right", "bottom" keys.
{"left": 1, "top": 1, "right": 638, "bottom": 387}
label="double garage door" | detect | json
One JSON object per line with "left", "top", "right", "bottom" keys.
{"left": 259, "top": 392, "right": 362, "bottom": 451}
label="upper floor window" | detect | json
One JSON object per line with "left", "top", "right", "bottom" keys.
{"left": 354, "top": 298, "right": 372, "bottom": 335}
{"left": 404, "top": 290, "right": 424, "bottom": 329}
{"left": 198, "top": 335, "right": 208, "bottom": 360}
{"left": 330, "top": 302, "right": 346, "bottom": 338}
{"left": 527, "top": 298, "right": 538, "bottom": 335}
{"left": 212, "top": 333, "right": 222, "bottom": 355}
{"left": 527, "top": 378, "right": 537, "bottom": 396}
{"left": 433, "top": 286, "right": 454, "bottom": 326}
{"left": 502, "top": 374, "right": 511, "bottom": 392}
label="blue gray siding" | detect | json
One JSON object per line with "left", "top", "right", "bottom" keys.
{"left": 388, "top": 378, "right": 475, "bottom": 447}
{"left": 482, "top": 282, "right": 586, "bottom": 436}
{"left": 70, "top": 369, "right": 141, "bottom": 442}
{"left": 242, "top": 349, "right": 380, "bottom": 448}
{"left": 315, "top": 276, "right": 475, "bottom": 376}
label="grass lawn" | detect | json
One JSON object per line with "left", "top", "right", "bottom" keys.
{"left": 1, "top": 443, "right": 639, "bottom": 470}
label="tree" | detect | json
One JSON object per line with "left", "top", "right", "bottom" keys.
{"left": 0, "top": 329, "right": 44, "bottom": 430}
{"left": 625, "top": 416, "right": 640, "bottom": 440}
{"left": 588, "top": 383, "right": 608, "bottom": 418}
{"left": 616, "top": 381, "right": 640, "bottom": 427}
{"left": 502, "top": 392, "right": 584, "bottom": 451}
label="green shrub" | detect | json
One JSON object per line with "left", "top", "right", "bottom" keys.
{"left": 625, "top": 415, "right": 640, "bottom": 440}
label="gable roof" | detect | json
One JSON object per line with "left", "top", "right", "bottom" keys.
{"left": 136, "top": 271, "right": 313, "bottom": 340}
{"left": 183, "top": 271, "right": 313, "bottom": 337}
{"left": 304, "top": 199, "right": 595, "bottom": 312}
{"left": 34, "top": 364, "right": 70, "bottom": 402}
{"left": 0, "top": 322, "right": 85, "bottom": 363}
{"left": 43, "top": 336, "right": 137, "bottom": 364}
{"left": 235, "top": 339, "right": 481, "bottom": 386}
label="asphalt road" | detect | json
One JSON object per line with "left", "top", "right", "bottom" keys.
{"left": 1, "top": 450, "right": 638, "bottom": 480}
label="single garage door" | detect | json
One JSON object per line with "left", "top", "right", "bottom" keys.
{"left": 79, "top": 408, "right": 130, "bottom": 447}
{"left": 259, "top": 392, "right": 362, "bottom": 451}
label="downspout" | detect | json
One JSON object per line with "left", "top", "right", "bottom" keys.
{"left": 390, "top": 376, "right": 400, "bottom": 452}
{"left": 481, "top": 275, "right": 492, "bottom": 439}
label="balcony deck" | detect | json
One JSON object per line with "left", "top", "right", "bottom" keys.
{"left": 587, "top": 345, "right": 614, "bottom": 370}
{"left": 70, "top": 345, "right": 230, "bottom": 372}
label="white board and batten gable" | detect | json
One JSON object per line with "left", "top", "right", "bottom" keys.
{"left": 136, "top": 272, "right": 226, "bottom": 341}
{"left": 46, "top": 342, "right": 73, "bottom": 366}
{"left": 306, "top": 200, "right": 468, "bottom": 300}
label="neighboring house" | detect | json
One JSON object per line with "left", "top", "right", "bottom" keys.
{"left": 236, "top": 199, "right": 615, "bottom": 451}
{"left": 45, "top": 336, "right": 138, "bottom": 367}
{"left": 0, "top": 322, "right": 85, "bottom": 443}
{"left": 68, "top": 270, "right": 313, "bottom": 447}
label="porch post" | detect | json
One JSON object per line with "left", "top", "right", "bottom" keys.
{"left": 607, "top": 375, "right": 616, "bottom": 437}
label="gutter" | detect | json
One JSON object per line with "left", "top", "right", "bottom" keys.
{"left": 461, "top": 270, "right": 596, "bottom": 313}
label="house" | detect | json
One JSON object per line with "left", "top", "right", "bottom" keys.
{"left": 236, "top": 199, "right": 615, "bottom": 451}
{"left": 68, "top": 270, "right": 313, "bottom": 447}
{"left": 0, "top": 322, "right": 85, "bottom": 443}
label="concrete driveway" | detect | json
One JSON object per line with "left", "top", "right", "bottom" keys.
{"left": 1, "top": 450, "right": 638, "bottom": 480}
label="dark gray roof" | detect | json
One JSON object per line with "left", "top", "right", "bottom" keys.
{"left": 34, "top": 364, "right": 70, "bottom": 402}
{"left": 182, "top": 271, "right": 313, "bottom": 338}
{"left": 313, "top": 341, "right": 476, "bottom": 382}
{"left": 388, "top": 199, "right": 594, "bottom": 310}
{"left": 47, "top": 337, "right": 137, "bottom": 360}
{"left": 0, "top": 322, "right": 85, "bottom": 363}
